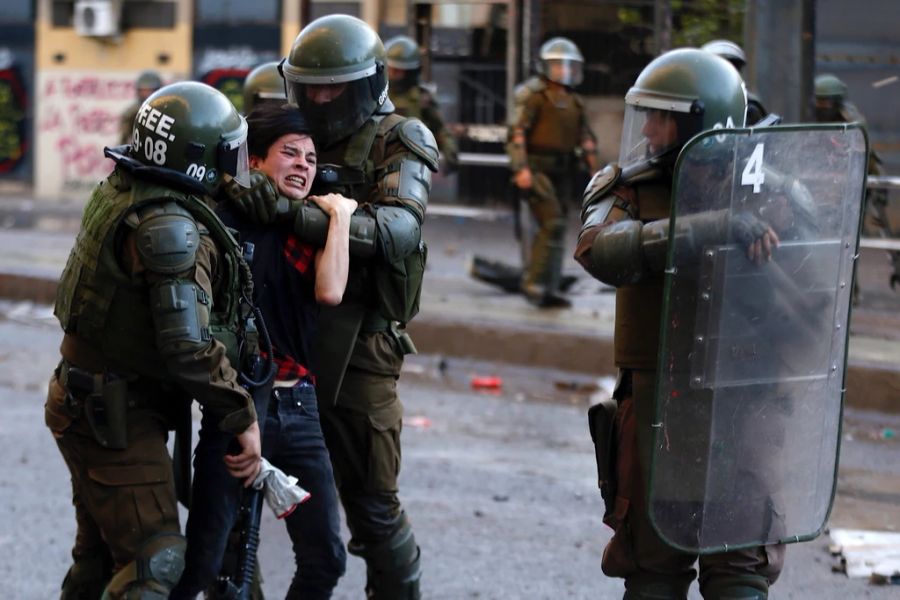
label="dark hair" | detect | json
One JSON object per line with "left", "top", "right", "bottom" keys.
{"left": 246, "top": 103, "right": 311, "bottom": 159}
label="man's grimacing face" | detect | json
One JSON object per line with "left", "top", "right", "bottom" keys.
{"left": 250, "top": 133, "right": 317, "bottom": 200}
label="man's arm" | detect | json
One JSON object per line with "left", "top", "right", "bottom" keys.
{"left": 308, "top": 193, "right": 358, "bottom": 305}
{"left": 129, "top": 202, "right": 261, "bottom": 482}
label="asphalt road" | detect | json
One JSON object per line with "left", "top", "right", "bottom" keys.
{"left": 0, "top": 302, "right": 898, "bottom": 599}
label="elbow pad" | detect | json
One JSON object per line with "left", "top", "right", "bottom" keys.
{"left": 150, "top": 280, "right": 212, "bottom": 356}
{"left": 376, "top": 206, "right": 421, "bottom": 262}
{"left": 588, "top": 220, "right": 646, "bottom": 286}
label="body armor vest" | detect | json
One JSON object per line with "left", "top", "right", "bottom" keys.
{"left": 55, "top": 169, "right": 253, "bottom": 377}
{"left": 521, "top": 78, "right": 585, "bottom": 155}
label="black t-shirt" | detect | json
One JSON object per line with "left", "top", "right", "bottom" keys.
{"left": 218, "top": 203, "right": 319, "bottom": 379}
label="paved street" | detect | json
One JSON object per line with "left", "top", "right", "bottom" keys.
{"left": 1, "top": 303, "right": 897, "bottom": 599}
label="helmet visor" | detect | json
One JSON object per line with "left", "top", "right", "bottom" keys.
{"left": 286, "top": 76, "right": 385, "bottom": 145}
{"left": 219, "top": 121, "right": 250, "bottom": 188}
{"left": 618, "top": 105, "right": 703, "bottom": 169}
{"left": 544, "top": 59, "right": 583, "bottom": 87}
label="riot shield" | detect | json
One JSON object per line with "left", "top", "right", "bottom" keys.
{"left": 649, "top": 124, "right": 868, "bottom": 553}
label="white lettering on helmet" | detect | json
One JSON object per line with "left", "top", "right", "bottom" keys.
{"left": 378, "top": 82, "right": 388, "bottom": 106}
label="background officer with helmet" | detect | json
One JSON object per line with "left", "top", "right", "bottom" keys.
{"left": 508, "top": 36, "right": 600, "bottom": 307}
{"left": 384, "top": 34, "right": 459, "bottom": 171}
{"left": 227, "top": 14, "right": 438, "bottom": 599}
{"left": 119, "top": 69, "right": 163, "bottom": 144}
{"left": 575, "top": 49, "right": 785, "bottom": 599}
{"left": 242, "top": 61, "right": 288, "bottom": 116}
{"left": 814, "top": 73, "right": 899, "bottom": 294}
{"left": 45, "top": 81, "right": 262, "bottom": 598}
{"left": 701, "top": 39, "right": 768, "bottom": 125}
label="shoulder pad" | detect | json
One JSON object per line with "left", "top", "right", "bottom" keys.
{"left": 134, "top": 201, "right": 201, "bottom": 274}
{"left": 582, "top": 164, "right": 622, "bottom": 208}
{"left": 514, "top": 77, "right": 545, "bottom": 103}
{"left": 397, "top": 118, "right": 440, "bottom": 173}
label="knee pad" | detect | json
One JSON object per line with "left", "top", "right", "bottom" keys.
{"left": 348, "top": 513, "right": 422, "bottom": 600}
{"left": 102, "top": 533, "right": 186, "bottom": 599}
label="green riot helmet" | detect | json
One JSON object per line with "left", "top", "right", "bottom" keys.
{"left": 242, "top": 61, "right": 287, "bottom": 114}
{"left": 135, "top": 70, "right": 163, "bottom": 101}
{"left": 700, "top": 39, "right": 746, "bottom": 71}
{"left": 618, "top": 48, "right": 747, "bottom": 170}
{"left": 537, "top": 37, "right": 584, "bottom": 87}
{"left": 385, "top": 35, "right": 421, "bottom": 92}
{"left": 282, "top": 14, "right": 389, "bottom": 146}
{"left": 814, "top": 74, "right": 848, "bottom": 122}
{"left": 130, "top": 81, "right": 250, "bottom": 194}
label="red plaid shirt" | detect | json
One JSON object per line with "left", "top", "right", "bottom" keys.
{"left": 266, "top": 234, "right": 315, "bottom": 380}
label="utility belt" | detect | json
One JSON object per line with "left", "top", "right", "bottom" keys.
{"left": 360, "top": 312, "right": 417, "bottom": 355}
{"left": 527, "top": 149, "right": 577, "bottom": 173}
{"left": 56, "top": 360, "right": 145, "bottom": 450}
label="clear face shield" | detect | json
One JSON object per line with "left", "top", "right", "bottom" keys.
{"left": 543, "top": 58, "right": 583, "bottom": 87}
{"left": 618, "top": 103, "right": 703, "bottom": 170}
{"left": 219, "top": 119, "right": 250, "bottom": 188}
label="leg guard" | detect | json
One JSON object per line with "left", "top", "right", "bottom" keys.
{"left": 348, "top": 514, "right": 422, "bottom": 600}
{"left": 623, "top": 575, "right": 692, "bottom": 600}
{"left": 700, "top": 575, "right": 768, "bottom": 599}
{"left": 101, "top": 533, "right": 186, "bottom": 600}
{"left": 61, "top": 550, "right": 113, "bottom": 600}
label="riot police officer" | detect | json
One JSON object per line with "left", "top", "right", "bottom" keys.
{"left": 575, "top": 49, "right": 785, "bottom": 599}
{"left": 262, "top": 15, "right": 436, "bottom": 599}
{"left": 508, "top": 37, "right": 600, "bottom": 307}
{"left": 814, "top": 73, "right": 899, "bottom": 294}
{"left": 385, "top": 35, "right": 459, "bottom": 170}
{"left": 242, "top": 61, "right": 287, "bottom": 115}
{"left": 701, "top": 39, "right": 768, "bottom": 125}
{"left": 119, "top": 69, "right": 163, "bottom": 143}
{"left": 45, "top": 81, "right": 262, "bottom": 598}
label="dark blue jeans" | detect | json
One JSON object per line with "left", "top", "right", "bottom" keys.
{"left": 173, "top": 380, "right": 346, "bottom": 599}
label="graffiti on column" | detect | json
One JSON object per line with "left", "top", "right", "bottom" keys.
{"left": 35, "top": 71, "right": 136, "bottom": 196}
{"left": 198, "top": 47, "right": 278, "bottom": 113}
{"left": 0, "top": 50, "right": 27, "bottom": 174}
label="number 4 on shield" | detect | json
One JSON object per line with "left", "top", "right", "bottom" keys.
{"left": 742, "top": 143, "right": 765, "bottom": 193}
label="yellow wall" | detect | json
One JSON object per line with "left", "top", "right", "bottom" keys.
{"left": 34, "top": 1, "right": 192, "bottom": 199}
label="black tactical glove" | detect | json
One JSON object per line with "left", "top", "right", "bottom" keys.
{"left": 222, "top": 170, "right": 288, "bottom": 225}
{"left": 729, "top": 212, "right": 772, "bottom": 247}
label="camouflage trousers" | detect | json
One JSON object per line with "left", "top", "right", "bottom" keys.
{"left": 45, "top": 373, "right": 180, "bottom": 591}
{"left": 521, "top": 169, "right": 574, "bottom": 293}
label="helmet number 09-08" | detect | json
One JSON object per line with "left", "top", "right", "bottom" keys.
{"left": 741, "top": 143, "right": 765, "bottom": 194}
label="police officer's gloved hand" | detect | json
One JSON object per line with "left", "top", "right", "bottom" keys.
{"left": 223, "top": 170, "right": 289, "bottom": 225}
{"left": 730, "top": 212, "right": 771, "bottom": 247}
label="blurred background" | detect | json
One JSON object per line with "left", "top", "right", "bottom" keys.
{"left": 0, "top": 0, "right": 895, "bottom": 207}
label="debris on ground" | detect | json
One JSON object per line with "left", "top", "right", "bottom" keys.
{"left": 471, "top": 375, "right": 502, "bottom": 391}
{"left": 829, "top": 528, "right": 900, "bottom": 584}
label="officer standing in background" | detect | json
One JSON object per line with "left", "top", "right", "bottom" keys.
{"left": 384, "top": 35, "right": 459, "bottom": 171}
{"left": 508, "top": 37, "right": 600, "bottom": 308}
{"left": 119, "top": 69, "right": 163, "bottom": 144}
{"left": 276, "top": 15, "right": 436, "bottom": 599}
{"left": 575, "top": 50, "right": 784, "bottom": 599}
{"left": 701, "top": 39, "right": 768, "bottom": 125}
{"left": 814, "top": 73, "right": 899, "bottom": 294}
{"left": 45, "top": 81, "right": 262, "bottom": 598}
{"left": 242, "top": 61, "right": 288, "bottom": 115}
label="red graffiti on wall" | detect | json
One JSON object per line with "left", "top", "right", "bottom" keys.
{"left": 55, "top": 135, "right": 113, "bottom": 183}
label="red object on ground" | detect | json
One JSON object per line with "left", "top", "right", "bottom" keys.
{"left": 471, "top": 376, "right": 503, "bottom": 390}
